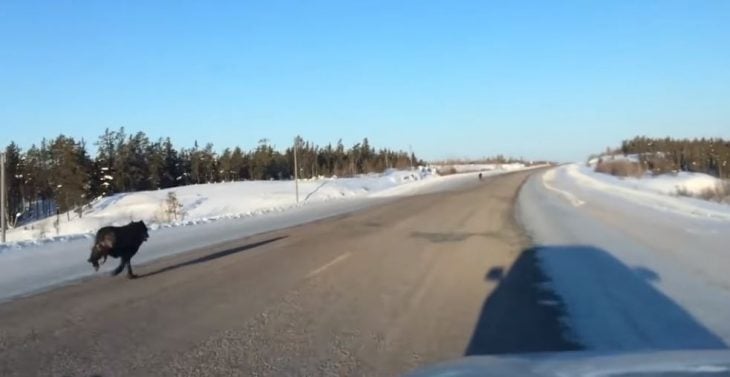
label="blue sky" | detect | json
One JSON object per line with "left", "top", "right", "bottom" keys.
{"left": 1, "top": 1, "right": 728, "bottom": 162}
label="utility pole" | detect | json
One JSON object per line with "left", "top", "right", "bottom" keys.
{"left": 1, "top": 152, "right": 6, "bottom": 243}
{"left": 293, "top": 136, "right": 300, "bottom": 203}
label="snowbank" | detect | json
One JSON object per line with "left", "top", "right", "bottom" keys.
{"left": 433, "top": 163, "right": 526, "bottom": 174}
{"left": 586, "top": 159, "right": 724, "bottom": 196}
{"left": 587, "top": 154, "right": 640, "bottom": 165}
{"left": 564, "top": 164, "right": 730, "bottom": 220}
{"left": 2, "top": 169, "right": 436, "bottom": 247}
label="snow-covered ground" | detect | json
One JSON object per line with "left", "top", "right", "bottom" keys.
{"left": 587, "top": 153, "right": 640, "bottom": 165}
{"left": 590, "top": 164, "right": 723, "bottom": 197}
{"left": 0, "top": 168, "right": 516, "bottom": 302}
{"left": 2, "top": 169, "right": 437, "bottom": 246}
{"left": 550, "top": 164, "right": 730, "bottom": 220}
{"left": 518, "top": 164, "right": 730, "bottom": 351}
{"left": 433, "top": 162, "right": 527, "bottom": 174}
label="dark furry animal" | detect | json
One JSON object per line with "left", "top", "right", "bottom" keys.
{"left": 87, "top": 221, "right": 149, "bottom": 279}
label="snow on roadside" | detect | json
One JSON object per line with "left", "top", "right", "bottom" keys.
{"left": 562, "top": 164, "right": 730, "bottom": 220}
{"left": 584, "top": 159, "right": 724, "bottom": 197}
{"left": 0, "top": 169, "right": 437, "bottom": 250}
{"left": 433, "top": 163, "right": 526, "bottom": 174}
{"left": 587, "top": 153, "right": 640, "bottom": 165}
{"left": 518, "top": 166, "right": 730, "bottom": 351}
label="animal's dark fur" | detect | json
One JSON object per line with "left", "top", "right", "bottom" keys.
{"left": 88, "top": 221, "right": 149, "bottom": 278}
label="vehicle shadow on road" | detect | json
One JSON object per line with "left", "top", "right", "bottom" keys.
{"left": 465, "top": 245, "right": 727, "bottom": 356}
{"left": 137, "top": 236, "right": 287, "bottom": 279}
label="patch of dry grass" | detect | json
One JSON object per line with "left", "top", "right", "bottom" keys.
{"left": 643, "top": 156, "right": 677, "bottom": 176}
{"left": 436, "top": 166, "right": 458, "bottom": 175}
{"left": 677, "top": 180, "right": 730, "bottom": 204}
{"left": 594, "top": 160, "right": 645, "bottom": 178}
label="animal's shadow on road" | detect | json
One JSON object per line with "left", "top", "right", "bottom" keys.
{"left": 466, "top": 245, "right": 727, "bottom": 356}
{"left": 137, "top": 236, "right": 287, "bottom": 279}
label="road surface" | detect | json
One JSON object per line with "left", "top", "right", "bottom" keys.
{"left": 0, "top": 170, "right": 576, "bottom": 377}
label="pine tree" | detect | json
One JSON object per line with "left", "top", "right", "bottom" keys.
{"left": 178, "top": 147, "right": 193, "bottom": 186}
{"left": 230, "top": 147, "right": 245, "bottom": 180}
{"left": 94, "top": 128, "right": 118, "bottom": 196}
{"left": 115, "top": 131, "right": 150, "bottom": 191}
{"left": 4, "top": 142, "right": 24, "bottom": 226}
{"left": 76, "top": 139, "right": 93, "bottom": 214}
{"left": 48, "top": 135, "right": 89, "bottom": 218}
{"left": 201, "top": 143, "right": 217, "bottom": 183}
{"left": 189, "top": 140, "right": 202, "bottom": 184}
{"left": 147, "top": 139, "right": 165, "bottom": 190}
{"left": 23, "top": 144, "right": 49, "bottom": 218}
{"left": 251, "top": 139, "right": 273, "bottom": 180}
{"left": 218, "top": 148, "right": 232, "bottom": 182}
{"left": 161, "top": 137, "right": 180, "bottom": 188}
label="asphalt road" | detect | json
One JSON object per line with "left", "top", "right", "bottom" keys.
{"left": 0, "top": 169, "right": 578, "bottom": 377}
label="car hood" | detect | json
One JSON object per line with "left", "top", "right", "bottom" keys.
{"left": 405, "top": 350, "right": 730, "bottom": 377}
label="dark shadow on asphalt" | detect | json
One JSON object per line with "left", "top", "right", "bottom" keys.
{"left": 486, "top": 266, "right": 504, "bottom": 281}
{"left": 138, "top": 236, "right": 287, "bottom": 279}
{"left": 465, "top": 245, "right": 727, "bottom": 356}
{"left": 411, "top": 231, "right": 505, "bottom": 243}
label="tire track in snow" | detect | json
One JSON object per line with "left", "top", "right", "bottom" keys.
{"left": 541, "top": 169, "right": 585, "bottom": 207}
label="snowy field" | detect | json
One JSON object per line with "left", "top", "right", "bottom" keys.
{"left": 3, "top": 169, "right": 437, "bottom": 246}
{"left": 570, "top": 162, "right": 730, "bottom": 218}
{"left": 433, "top": 162, "right": 527, "bottom": 174}
{"left": 518, "top": 164, "right": 730, "bottom": 351}
{"left": 0, "top": 167, "right": 519, "bottom": 302}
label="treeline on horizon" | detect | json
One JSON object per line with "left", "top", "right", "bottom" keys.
{"left": 432, "top": 156, "right": 549, "bottom": 165}
{"left": 2, "top": 128, "right": 423, "bottom": 223}
{"left": 601, "top": 136, "right": 729, "bottom": 179}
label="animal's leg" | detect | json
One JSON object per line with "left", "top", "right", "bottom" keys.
{"left": 111, "top": 258, "right": 126, "bottom": 276}
{"left": 126, "top": 259, "right": 137, "bottom": 279}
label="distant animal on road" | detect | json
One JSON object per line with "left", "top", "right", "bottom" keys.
{"left": 478, "top": 172, "right": 483, "bottom": 180}
{"left": 87, "top": 221, "right": 149, "bottom": 279}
